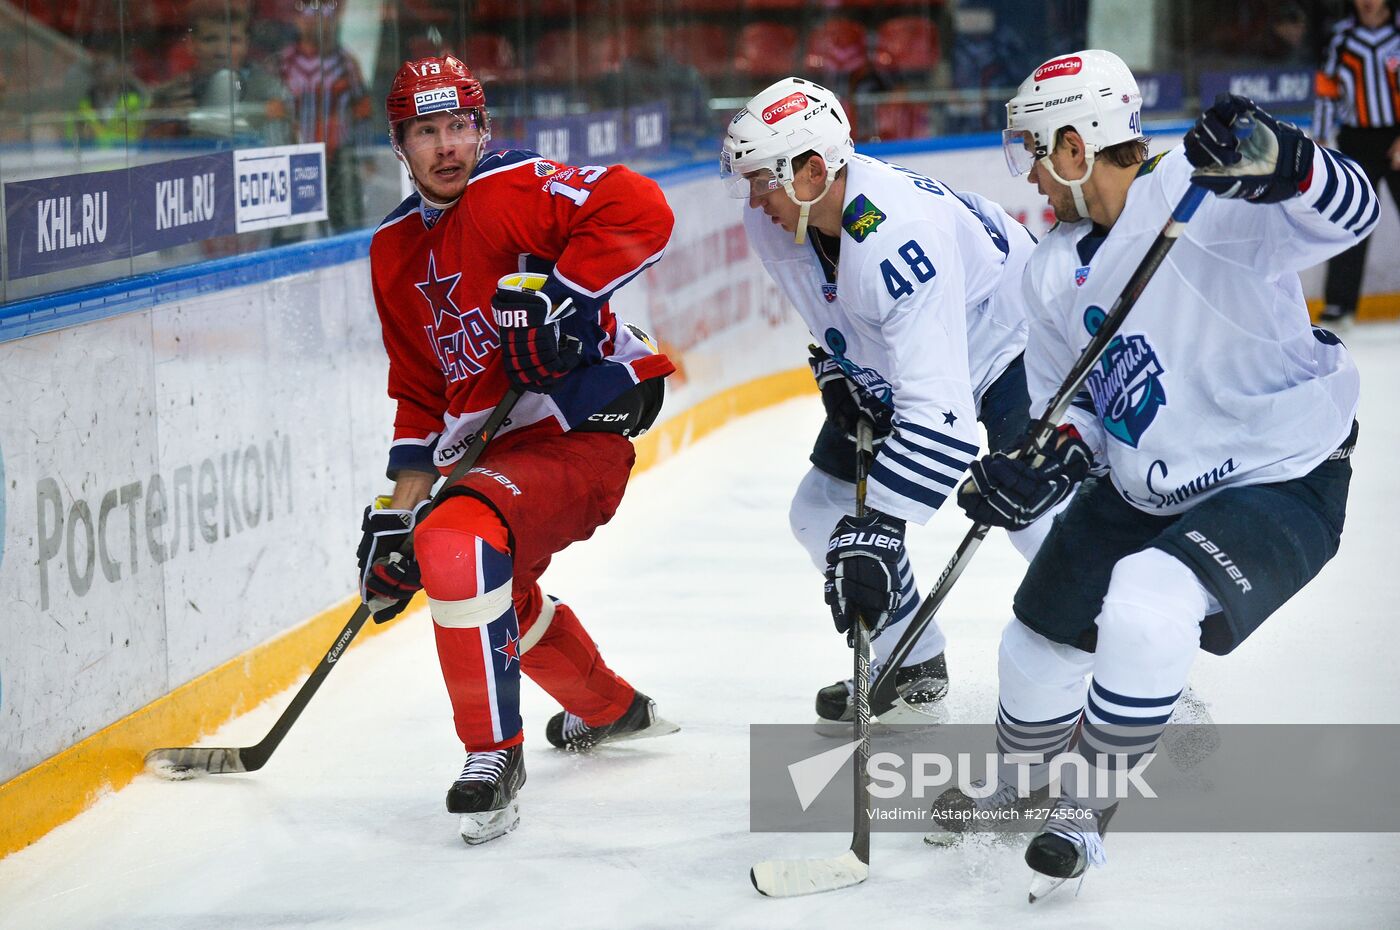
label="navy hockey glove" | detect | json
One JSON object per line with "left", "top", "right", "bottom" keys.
{"left": 491, "top": 273, "right": 582, "bottom": 394}
{"left": 958, "top": 425, "right": 1092, "bottom": 530}
{"left": 809, "top": 345, "right": 893, "bottom": 441}
{"left": 1184, "top": 93, "right": 1314, "bottom": 204}
{"left": 824, "top": 510, "right": 906, "bottom": 642}
{"left": 356, "top": 498, "right": 431, "bottom": 622}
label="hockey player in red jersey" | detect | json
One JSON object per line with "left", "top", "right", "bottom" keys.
{"left": 357, "top": 55, "right": 678, "bottom": 845}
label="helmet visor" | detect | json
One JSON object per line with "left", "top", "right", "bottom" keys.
{"left": 1002, "top": 129, "right": 1038, "bottom": 177}
{"left": 719, "top": 165, "right": 783, "bottom": 199}
{"left": 396, "top": 109, "right": 488, "bottom": 157}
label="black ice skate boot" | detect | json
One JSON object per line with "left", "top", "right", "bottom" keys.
{"left": 923, "top": 779, "right": 1051, "bottom": 846}
{"left": 1025, "top": 797, "right": 1118, "bottom": 903}
{"left": 815, "top": 653, "right": 949, "bottom": 732}
{"left": 446, "top": 745, "right": 526, "bottom": 845}
{"left": 545, "top": 690, "right": 679, "bottom": 752}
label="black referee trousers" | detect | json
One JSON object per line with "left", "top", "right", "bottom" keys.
{"left": 1323, "top": 125, "right": 1400, "bottom": 316}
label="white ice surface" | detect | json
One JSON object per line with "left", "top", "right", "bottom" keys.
{"left": 4, "top": 324, "right": 1400, "bottom": 930}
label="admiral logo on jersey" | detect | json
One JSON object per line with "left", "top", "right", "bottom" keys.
{"left": 416, "top": 251, "right": 497, "bottom": 382}
{"left": 1085, "top": 332, "right": 1168, "bottom": 448}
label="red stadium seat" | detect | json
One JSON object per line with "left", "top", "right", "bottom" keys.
{"left": 668, "top": 24, "right": 731, "bottom": 78}
{"left": 532, "top": 29, "right": 580, "bottom": 82}
{"left": 804, "top": 18, "right": 868, "bottom": 76}
{"left": 733, "top": 22, "right": 798, "bottom": 77}
{"left": 875, "top": 16, "right": 940, "bottom": 73}
{"left": 462, "top": 33, "right": 521, "bottom": 83}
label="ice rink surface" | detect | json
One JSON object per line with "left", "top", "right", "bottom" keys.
{"left": 4, "top": 324, "right": 1400, "bottom": 930}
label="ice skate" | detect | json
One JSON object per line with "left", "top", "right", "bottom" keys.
{"left": 1025, "top": 798, "right": 1118, "bottom": 903}
{"left": 545, "top": 690, "right": 679, "bottom": 752}
{"left": 923, "top": 779, "right": 1051, "bottom": 846}
{"left": 446, "top": 745, "right": 526, "bottom": 845}
{"left": 814, "top": 653, "right": 948, "bottom": 735}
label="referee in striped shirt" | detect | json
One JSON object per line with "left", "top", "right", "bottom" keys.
{"left": 1314, "top": 0, "right": 1400, "bottom": 322}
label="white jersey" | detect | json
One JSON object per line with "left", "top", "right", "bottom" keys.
{"left": 1026, "top": 146, "right": 1373, "bottom": 516}
{"left": 746, "top": 153, "right": 1034, "bottom": 523}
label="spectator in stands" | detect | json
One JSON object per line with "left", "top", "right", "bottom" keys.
{"left": 146, "top": 0, "right": 290, "bottom": 145}
{"left": 593, "top": 18, "right": 711, "bottom": 154}
{"left": 279, "top": 0, "right": 373, "bottom": 231}
{"left": 1314, "top": 0, "right": 1400, "bottom": 323}
{"left": 63, "top": 38, "right": 146, "bottom": 149}
{"left": 1244, "top": 1, "right": 1312, "bottom": 66}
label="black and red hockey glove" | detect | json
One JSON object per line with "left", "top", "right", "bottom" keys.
{"left": 491, "top": 274, "right": 582, "bottom": 394}
{"left": 356, "top": 498, "right": 431, "bottom": 622}
{"left": 958, "top": 425, "right": 1092, "bottom": 530}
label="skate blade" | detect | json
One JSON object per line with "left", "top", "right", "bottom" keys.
{"left": 877, "top": 697, "right": 948, "bottom": 725}
{"left": 459, "top": 800, "right": 520, "bottom": 846}
{"left": 612, "top": 715, "right": 681, "bottom": 744}
{"left": 812, "top": 717, "right": 854, "bottom": 738}
{"left": 1027, "top": 872, "right": 1071, "bottom": 903}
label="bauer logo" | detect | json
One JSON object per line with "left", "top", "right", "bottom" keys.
{"left": 1033, "top": 56, "right": 1083, "bottom": 81}
{"left": 414, "top": 87, "right": 460, "bottom": 115}
{"left": 761, "top": 92, "right": 809, "bottom": 124}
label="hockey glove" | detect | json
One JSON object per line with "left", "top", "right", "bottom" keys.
{"left": 825, "top": 510, "right": 906, "bottom": 643}
{"left": 492, "top": 274, "right": 582, "bottom": 394}
{"left": 356, "top": 498, "right": 432, "bottom": 622}
{"left": 958, "top": 425, "right": 1092, "bottom": 530}
{"left": 809, "top": 345, "right": 893, "bottom": 441}
{"left": 1184, "top": 93, "right": 1314, "bottom": 204}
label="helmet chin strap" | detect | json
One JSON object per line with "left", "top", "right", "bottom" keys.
{"left": 784, "top": 174, "right": 837, "bottom": 246}
{"left": 1040, "top": 149, "right": 1098, "bottom": 221}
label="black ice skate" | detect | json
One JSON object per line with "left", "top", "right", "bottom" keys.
{"left": 545, "top": 690, "right": 679, "bottom": 752}
{"left": 446, "top": 745, "right": 526, "bottom": 845}
{"left": 923, "top": 779, "right": 1051, "bottom": 846}
{"left": 815, "top": 653, "right": 948, "bottom": 732}
{"left": 1025, "top": 798, "right": 1118, "bottom": 903}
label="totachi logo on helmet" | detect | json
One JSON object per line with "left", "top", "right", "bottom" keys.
{"left": 762, "top": 92, "right": 810, "bottom": 124}
{"left": 1033, "top": 56, "right": 1083, "bottom": 81}
{"left": 414, "top": 87, "right": 460, "bottom": 115}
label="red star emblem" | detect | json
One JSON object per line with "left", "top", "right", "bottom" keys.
{"left": 415, "top": 251, "right": 464, "bottom": 327}
{"left": 494, "top": 631, "right": 520, "bottom": 669}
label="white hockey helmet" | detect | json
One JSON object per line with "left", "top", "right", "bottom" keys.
{"left": 1004, "top": 50, "right": 1144, "bottom": 216}
{"left": 720, "top": 77, "right": 854, "bottom": 243}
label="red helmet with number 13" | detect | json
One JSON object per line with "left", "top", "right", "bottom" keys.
{"left": 385, "top": 55, "right": 491, "bottom": 165}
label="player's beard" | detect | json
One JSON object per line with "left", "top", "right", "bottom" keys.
{"left": 1047, "top": 186, "right": 1082, "bottom": 224}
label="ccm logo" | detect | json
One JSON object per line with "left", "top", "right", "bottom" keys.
{"left": 1033, "top": 56, "right": 1083, "bottom": 81}
{"left": 762, "top": 92, "right": 809, "bottom": 124}
{"left": 492, "top": 308, "right": 531, "bottom": 328}
{"left": 588, "top": 412, "right": 631, "bottom": 422}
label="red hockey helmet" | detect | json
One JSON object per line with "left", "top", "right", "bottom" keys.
{"left": 385, "top": 55, "right": 490, "bottom": 146}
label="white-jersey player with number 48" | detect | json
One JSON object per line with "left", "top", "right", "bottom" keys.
{"left": 721, "top": 78, "right": 1046, "bottom": 726}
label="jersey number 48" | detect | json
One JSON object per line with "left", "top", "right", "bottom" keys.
{"left": 880, "top": 240, "right": 936, "bottom": 299}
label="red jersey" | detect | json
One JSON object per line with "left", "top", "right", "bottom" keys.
{"left": 369, "top": 150, "right": 675, "bottom": 478}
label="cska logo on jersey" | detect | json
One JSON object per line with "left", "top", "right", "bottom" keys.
{"left": 416, "top": 251, "right": 498, "bottom": 382}
{"left": 1082, "top": 306, "right": 1167, "bottom": 448}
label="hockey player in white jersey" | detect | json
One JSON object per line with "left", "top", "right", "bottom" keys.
{"left": 720, "top": 78, "right": 1042, "bottom": 725}
{"left": 936, "top": 50, "right": 1374, "bottom": 901}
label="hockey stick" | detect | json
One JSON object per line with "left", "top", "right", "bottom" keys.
{"left": 870, "top": 176, "right": 1222, "bottom": 714}
{"left": 145, "top": 388, "right": 523, "bottom": 778}
{"left": 751, "top": 418, "right": 876, "bottom": 897}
